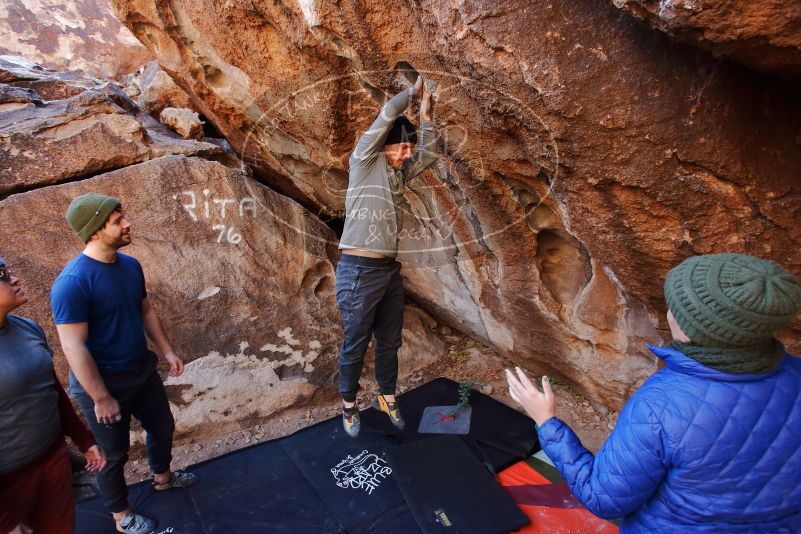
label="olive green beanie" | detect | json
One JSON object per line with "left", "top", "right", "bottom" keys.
{"left": 665, "top": 253, "right": 801, "bottom": 348}
{"left": 65, "top": 193, "right": 121, "bottom": 243}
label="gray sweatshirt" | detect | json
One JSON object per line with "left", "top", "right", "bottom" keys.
{"left": 0, "top": 315, "right": 60, "bottom": 474}
{"left": 339, "top": 87, "right": 439, "bottom": 258}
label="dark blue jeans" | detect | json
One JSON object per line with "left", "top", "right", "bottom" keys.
{"left": 70, "top": 351, "right": 175, "bottom": 513}
{"left": 336, "top": 254, "right": 405, "bottom": 403}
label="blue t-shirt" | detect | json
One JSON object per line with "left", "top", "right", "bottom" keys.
{"left": 50, "top": 252, "right": 148, "bottom": 373}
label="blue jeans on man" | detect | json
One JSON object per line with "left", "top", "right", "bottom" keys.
{"left": 70, "top": 351, "right": 175, "bottom": 513}
{"left": 336, "top": 254, "right": 405, "bottom": 403}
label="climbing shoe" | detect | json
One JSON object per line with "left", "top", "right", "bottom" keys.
{"left": 372, "top": 393, "right": 405, "bottom": 430}
{"left": 152, "top": 470, "right": 199, "bottom": 491}
{"left": 343, "top": 404, "right": 361, "bottom": 437}
{"left": 116, "top": 511, "right": 156, "bottom": 534}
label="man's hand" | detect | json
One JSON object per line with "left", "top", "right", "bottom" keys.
{"left": 413, "top": 74, "right": 424, "bottom": 97}
{"left": 414, "top": 76, "right": 434, "bottom": 121}
{"left": 94, "top": 395, "right": 121, "bottom": 425}
{"left": 83, "top": 445, "right": 107, "bottom": 473}
{"left": 506, "top": 367, "right": 556, "bottom": 426}
{"left": 164, "top": 351, "right": 184, "bottom": 377}
{"left": 9, "top": 523, "right": 33, "bottom": 534}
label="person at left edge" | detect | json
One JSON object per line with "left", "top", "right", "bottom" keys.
{"left": 50, "top": 193, "right": 198, "bottom": 534}
{"left": 0, "top": 257, "right": 105, "bottom": 534}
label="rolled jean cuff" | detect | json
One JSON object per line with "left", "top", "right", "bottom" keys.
{"left": 341, "top": 391, "right": 358, "bottom": 403}
{"left": 379, "top": 386, "right": 396, "bottom": 396}
{"left": 149, "top": 460, "right": 171, "bottom": 476}
{"left": 108, "top": 499, "right": 130, "bottom": 514}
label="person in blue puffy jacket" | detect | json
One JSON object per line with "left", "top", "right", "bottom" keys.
{"left": 507, "top": 253, "right": 801, "bottom": 532}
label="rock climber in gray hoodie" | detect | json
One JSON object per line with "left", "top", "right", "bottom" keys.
{"left": 337, "top": 75, "right": 438, "bottom": 436}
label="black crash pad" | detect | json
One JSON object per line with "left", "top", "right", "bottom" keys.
{"left": 388, "top": 435, "right": 531, "bottom": 534}
{"left": 75, "top": 378, "right": 539, "bottom": 533}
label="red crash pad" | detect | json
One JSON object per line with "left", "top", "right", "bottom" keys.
{"left": 497, "top": 460, "right": 619, "bottom": 534}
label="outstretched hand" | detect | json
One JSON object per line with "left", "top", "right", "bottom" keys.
{"left": 506, "top": 367, "right": 556, "bottom": 426}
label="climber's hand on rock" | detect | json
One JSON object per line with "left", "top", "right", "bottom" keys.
{"left": 506, "top": 367, "right": 556, "bottom": 426}
{"left": 413, "top": 74, "right": 424, "bottom": 97}
{"left": 420, "top": 80, "right": 434, "bottom": 121}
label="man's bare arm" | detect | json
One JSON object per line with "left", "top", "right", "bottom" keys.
{"left": 142, "top": 298, "right": 173, "bottom": 355}
{"left": 142, "top": 297, "right": 184, "bottom": 376}
{"left": 56, "top": 322, "right": 120, "bottom": 423}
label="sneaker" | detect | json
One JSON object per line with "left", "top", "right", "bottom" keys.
{"left": 372, "top": 393, "right": 405, "bottom": 430}
{"left": 116, "top": 512, "right": 156, "bottom": 534}
{"left": 343, "top": 404, "right": 361, "bottom": 437}
{"left": 152, "top": 470, "right": 199, "bottom": 491}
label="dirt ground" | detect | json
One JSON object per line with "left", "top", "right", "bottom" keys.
{"left": 109, "top": 333, "right": 616, "bottom": 485}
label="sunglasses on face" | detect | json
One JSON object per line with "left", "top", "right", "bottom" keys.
{"left": 0, "top": 266, "right": 11, "bottom": 284}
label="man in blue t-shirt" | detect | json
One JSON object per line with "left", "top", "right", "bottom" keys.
{"left": 51, "top": 193, "right": 198, "bottom": 534}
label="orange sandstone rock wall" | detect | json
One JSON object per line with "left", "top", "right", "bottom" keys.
{"left": 107, "top": 0, "right": 801, "bottom": 408}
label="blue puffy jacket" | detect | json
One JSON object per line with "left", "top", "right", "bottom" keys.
{"left": 538, "top": 345, "right": 801, "bottom": 532}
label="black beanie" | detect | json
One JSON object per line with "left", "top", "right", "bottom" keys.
{"left": 384, "top": 116, "right": 417, "bottom": 145}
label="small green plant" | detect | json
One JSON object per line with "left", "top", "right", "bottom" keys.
{"left": 448, "top": 380, "right": 474, "bottom": 417}
{"left": 544, "top": 375, "right": 563, "bottom": 387}
{"left": 457, "top": 380, "right": 474, "bottom": 409}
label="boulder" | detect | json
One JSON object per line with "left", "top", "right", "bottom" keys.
{"left": 0, "top": 83, "right": 41, "bottom": 112}
{"left": 160, "top": 106, "right": 204, "bottom": 139}
{"left": 109, "top": 0, "right": 801, "bottom": 407}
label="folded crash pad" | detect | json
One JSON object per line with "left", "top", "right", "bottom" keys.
{"left": 388, "top": 435, "right": 531, "bottom": 534}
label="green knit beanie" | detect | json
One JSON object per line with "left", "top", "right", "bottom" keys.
{"left": 665, "top": 253, "right": 801, "bottom": 348}
{"left": 65, "top": 193, "right": 121, "bottom": 243}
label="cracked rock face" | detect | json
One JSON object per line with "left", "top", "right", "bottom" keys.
{"left": 612, "top": 0, "right": 801, "bottom": 78}
{"left": 110, "top": 0, "right": 801, "bottom": 407}
{"left": 0, "top": 56, "right": 105, "bottom": 101}
{"left": 0, "top": 58, "right": 226, "bottom": 198}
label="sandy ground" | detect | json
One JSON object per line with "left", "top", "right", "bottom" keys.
{"left": 86, "top": 333, "right": 616, "bottom": 487}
